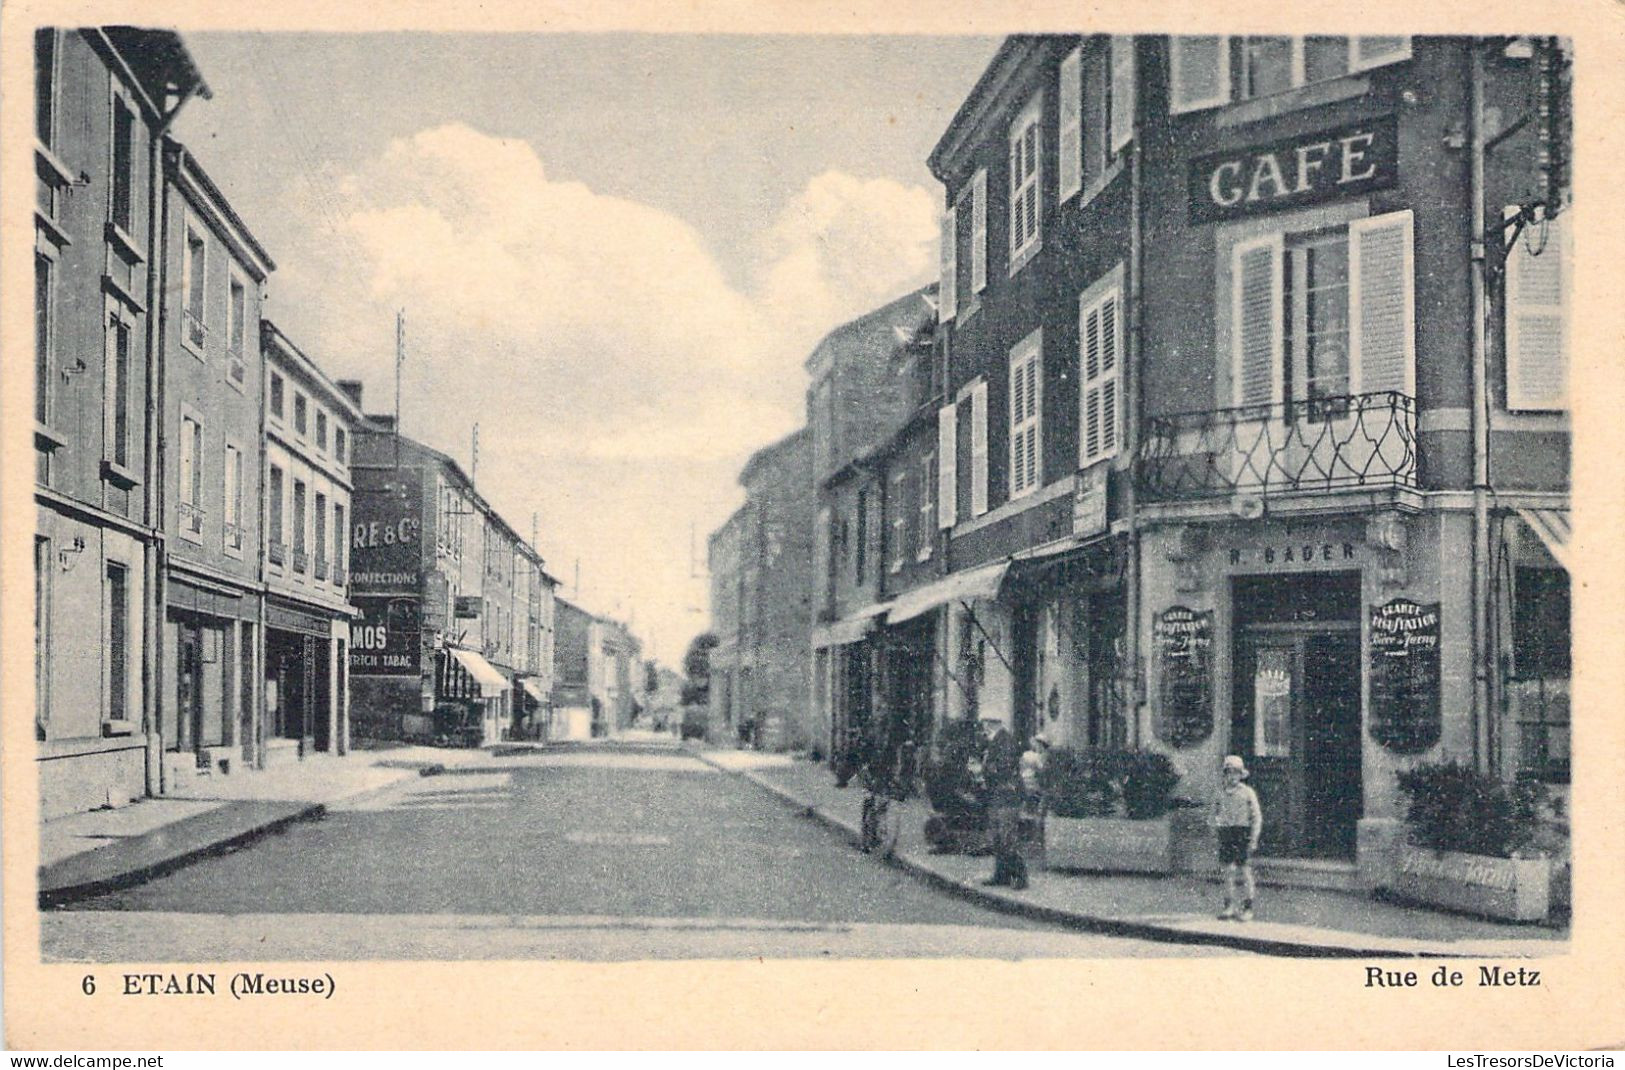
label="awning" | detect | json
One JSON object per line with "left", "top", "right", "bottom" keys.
{"left": 449, "top": 647, "right": 509, "bottom": 697}
{"left": 812, "top": 602, "right": 890, "bottom": 649}
{"left": 886, "top": 559, "right": 1011, "bottom": 625}
{"left": 519, "top": 678, "right": 550, "bottom": 705}
{"left": 1517, "top": 507, "right": 1571, "bottom": 571}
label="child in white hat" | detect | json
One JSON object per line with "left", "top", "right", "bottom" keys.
{"left": 1214, "top": 754, "right": 1263, "bottom": 921}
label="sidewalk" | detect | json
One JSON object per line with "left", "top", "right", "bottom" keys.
{"left": 691, "top": 746, "right": 1569, "bottom": 959}
{"left": 38, "top": 744, "right": 488, "bottom": 907}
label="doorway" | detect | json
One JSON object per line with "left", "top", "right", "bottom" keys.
{"left": 1231, "top": 573, "right": 1363, "bottom": 858}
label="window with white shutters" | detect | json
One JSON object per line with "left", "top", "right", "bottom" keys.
{"left": 918, "top": 453, "right": 935, "bottom": 561}
{"left": 938, "top": 404, "right": 958, "bottom": 528}
{"left": 1111, "top": 36, "right": 1136, "bottom": 154}
{"left": 1349, "top": 210, "right": 1415, "bottom": 397}
{"left": 1232, "top": 234, "right": 1284, "bottom": 407}
{"left": 939, "top": 205, "right": 957, "bottom": 322}
{"left": 970, "top": 381, "right": 989, "bottom": 516}
{"left": 1504, "top": 210, "right": 1568, "bottom": 411}
{"left": 971, "top": 169, "right": 988, "bottom": 293}
{"left": 1009, "top": 95, "right": 1043, "bottom": 269}
{"left": 1058, "top": 47, "right": 1082, "bottom": 203}
{"left": 1009, "top": 332, "right": 1043, "bottom": 498}
{"left": 1170, "top": 36, "right": 1230, "bottom": 114}
{"left": 1080, "top": 287, "right": 1123, "bottom": 466}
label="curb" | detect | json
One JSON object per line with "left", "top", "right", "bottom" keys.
{"left": 688, "top": 748, "right": 1471, "bottom": 959}
{"left": 39, "top": 802, "right": 327, "bottom": 909}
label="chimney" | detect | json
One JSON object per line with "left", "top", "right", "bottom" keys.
{"left": 368, "top": 413, "right": 396, "bottom": 432}
{"left": 337, "top": 379, "right": 364, "bottom": 406}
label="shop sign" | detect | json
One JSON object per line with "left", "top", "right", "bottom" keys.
{"left": 454, "top": 595, "right": 483, "bottom": 618}
{"left": 1072, "top": 466, "right": 1108, "bottom": 537}
{"left": 1368, "top": 598, "right": 1442, "bottom": 753}
{"left": 349, "top": 596, "right": 422, "bottom": 676}
{"left": 1153, "top": 606, "right": 1214, "bottom": 749}
{"left": 1188, "top": 115, "right": 1399, "bottom": 224}
{"left": 1227, "top": 541, "right": 1358, "bottom": 569}
{"left": 266, "top": 602, "right": 329, "bottom": 637}
{"left": 350, "top": 476, "right": 424, "bottom": 586}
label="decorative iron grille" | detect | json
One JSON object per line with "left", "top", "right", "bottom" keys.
{"left": 267, "top": 539, "right": 286, "bottom": 566}
{"left": 1137, "top": 391, "right": 1417, "bottom": 501}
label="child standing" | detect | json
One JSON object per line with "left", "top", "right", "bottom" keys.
{"left": 1214, "top": 754, "right": 1263, "bottom": 921}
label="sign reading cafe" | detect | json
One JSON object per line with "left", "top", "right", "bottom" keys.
{"left": 1188, "top": 116, "right": 1399, "bottom": 224}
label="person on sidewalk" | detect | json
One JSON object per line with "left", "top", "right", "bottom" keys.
{"left": 981, "top": 722, "right": 1028, "bottom": 891}
{"left": 1214, "top": 754, "right": 1263, "bottom": 921}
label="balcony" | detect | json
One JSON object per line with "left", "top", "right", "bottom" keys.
{"left": 1137, "top": 392, "right": 1417, "bottom": 503}
{"left": 293, "top": 549, "right": 309, "bottom": 573}
{"left": 178, "top": 500, "right": 205, "bottom": 536}
{"left": 268, "top": 539, "right": 286, "bottom": 566}
{"left": 314, "top": 554, "right": 328, "bottom": 581}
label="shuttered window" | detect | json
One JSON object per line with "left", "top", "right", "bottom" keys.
{"left": 1232, "top": 234, "right": 1284, "bottom": 407}
{"left": 939, "top": 204, "right": 958, "bottom": 322}
{"left": 1110, "top": 36, "right": 1136, "bottom": 154}
{"left": 970, "top": 381, "right": 989, "bottom": 516}
{"left": 1009, "top": 95, "right": 1043, "bottom": 266}
{"left": 971, "top": 169, "right": 988, "bottom": 293}
{"left": 938, "top": 403, "right": 958, "bottom": 528}
{"left": 1080, "top": 286, "right": 1123, "bottom": 466}
{"left": 1009, "top": 333, "right": 1043, "bottom": 498}
{"left": 1169, "top": 36, "right": 1230, "bottom": 114}
{"left": 1349, "top": 210, "right": 1415, "bottom": 396}
{"left": 1504, "top": 210, "right": 1568, "bottom": 411}
{"left": 1058, "top": 47, "right": 1083, "bottom": 203}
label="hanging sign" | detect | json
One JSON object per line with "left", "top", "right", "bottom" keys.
{"left": 1153, "top": 605, "right": 1214, "bottom": 748}
{"left": 1368, "top": 598, "right": 1442, "bottom": 753}
{"left": 1188, "top": 115, "right": 1399, "bottom": 223}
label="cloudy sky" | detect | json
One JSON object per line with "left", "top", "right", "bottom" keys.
{"left": 172, "top": 32, "right": 1000, "bottom": 664}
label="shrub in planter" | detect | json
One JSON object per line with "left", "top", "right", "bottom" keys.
{"left": 1038, "top": 748, "right": 1183, "bottom": 873}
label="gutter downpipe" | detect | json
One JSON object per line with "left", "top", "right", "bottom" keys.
{"left": 1470, "top": 44, "right": 1492, "bottom": 771}
{"left": 1125, "top": 77, "right": 1145, "bottom": 750}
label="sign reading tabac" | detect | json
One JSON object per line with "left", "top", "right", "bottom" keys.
{"left": 1368, "top": 597, "right": 1442, "bottom": 753}
{"left": 1188, "top": 115, "right": 1398, "bottom": 223}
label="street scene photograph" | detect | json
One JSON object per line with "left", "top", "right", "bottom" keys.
{"left": 23, "top": 24, "right": 1575, "bottom": 969}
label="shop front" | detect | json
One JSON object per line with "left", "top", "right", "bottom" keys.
{"left": 163, "top": 572, "right": 258, "bottom": 783}
{"left": 432, "top": 644, "right": 508, "bottom": 746}
{"left": 264, "top": 597, "right": 349, "bottom": 766}
{"left": 1140, "top": 509, "right": 1471, "bottom": 885}
{"left": 812, "top": 604, "right": 886, "bottom": 771}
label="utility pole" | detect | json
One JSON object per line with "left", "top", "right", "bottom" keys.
{"left": 394, "top": 309, "right": 405, "bottom": 471}
{"left": 471, "top": 423, "right": 480, "bottom": 483}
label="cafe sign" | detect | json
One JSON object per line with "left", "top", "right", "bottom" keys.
{"left": 1153, "top": 606, "right": 1214, "bottom": 749}
{"left": 1368, "top": 598, "right": 1442, "bottom": 753}
{"left": 1188, "top": 115, "right": 1398, "bottom": 224}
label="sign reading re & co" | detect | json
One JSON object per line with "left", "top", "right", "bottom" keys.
{"left": 1188, "top": 115, "right": 1398, "bottom": 224}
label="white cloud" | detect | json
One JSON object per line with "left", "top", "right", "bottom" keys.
{"left": 266, "top": 123, "right": 937, "bottom": 659}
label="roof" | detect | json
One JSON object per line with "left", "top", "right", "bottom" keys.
{"left": 928, "top": 36, "right": 1046, "bottom": 183}
{"left": 261, "top": 320, "right": 366, "bottom": 424}
{"left": 803, "top": 284, "right": 939, "bottom": 373}
{"left": 739, "top": 425, "right": 810, "bottom": 489}
{"left": 165, "top": 138, "right": 276, "bottom": 278}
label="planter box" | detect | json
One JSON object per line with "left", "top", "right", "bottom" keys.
{"left": 1044, "top": 814, "right": 1173, "bottom": 874}
{"left": 1389, "top": 846, "right": 1550, "bottom": 922}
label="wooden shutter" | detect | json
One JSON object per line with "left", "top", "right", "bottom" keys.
{"left": 1058, "top": 47, "right": 1083, "bottom": 202}
{"left": 971, "top": 169, "right": 988, "bottom": 293}
{"left": 1232, "top": 235, "right": 1283, "bottom": 408}
{"left": 1170, "top": 36, "right": 1230, "bottom": 114}
{"left": 1350, "top": 209, "right": 1415, "bottom": 397}
{"left": 1505, "top": 210, "right": 1568, "bottom": 410}
{"left": 1010, "top": 338, "right": 1043, "bottom": 496}
{"left": 971, "top": 381, "right": 989, "bottom": 516}
{"left": 1081, "top": 289, "right": 1123, "bottom": 466}
{"left": 939, "top": 205, "right": 957, "bottom": 322}
{"left": 938, "top": 404, "right": 958, "bottom": 528}
{"left": 1111, "top": 36, "right": 1135, "bottom": 154}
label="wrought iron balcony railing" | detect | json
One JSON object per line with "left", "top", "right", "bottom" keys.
{"left": 314, "top": 554, "right": 328, "bottom": 581}
{"left": 1137, "top": 391, "right": 1417, "bottom": 503}
{"left": 331, "top": 564, "right": 347, "bottom": 587}
{"left": 293, "top": 549, "right": 309, "bottom": 573}
{"left": 267, "top": 539, "right": 286, "bottom": 566}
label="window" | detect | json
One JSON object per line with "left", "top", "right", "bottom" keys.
{"left": 104, "top": 313, "right": 131, "bottom": 467}
{"left": 1170, "top": 36, "right": 1411, "bottom": 114}
{"left": 110, "top": 95, "right": 135, "bottom": 233}
{"left": 228, "top": 271, "right": 247, "bottom": 366}
{"left": 1505, "top": 209, "right": 1568, "bottom": 411}
{"left": 917, "top": 452, "right": 935, "bottom": 561}
{"left": 938, "top": 404, "right": 958, "bottom": 528}
{"left": 35, "top": 29, "right": 57, "bottom": 146}
{"left": 314, "top": 492, "right": 328, "bottom": 578}
{"left": 1058, "top": 47, "right": 1083, "bottom": 203}
{"left": 183, "top": 222, "right": 207, "bottom": 351}
{"left": 35, "top": 537, "right": 51, "bottom": 736}
{"left": 1512, "top": 566, "right": 1570, "bottom": 782}
{"left": 105, "top": 562, "right": 129, "bottom": 726}
{"left": 1079, "top": 285, "right": 1123, "bottom": 466}
{"left": 1009, "top": 94, "right": 1042, "bottom": 269}
{"left": 179, "top": 414, "right": 203, "bottom": 536}
{"left": 332, "top": 502, "right": 346, "bottom": 581}
{"left": 224, "top": 444, "right": 243, "bottom": 552}
{"left": 294, "top": 393, "right": 308, "bottom": 436}
{"left": 292, "top": 480, "right": 307, "bottom": 568}
{"left": 1230, "top": 211, "right": 1413, "bottom": 409}
{"left": 854, "top": 487, "right": 868, "bottom": 582}
{"left": 1009, "top": 334, "right": 1042, "bottom": 498}
{"left": 36, "top": 252, "right": 53, "bottom": 426}
{"left": 889, "top": 470, "right": 906, "bottom": 574}
{"left": 969, "top": 380, "right": 989, "bottom": 516}
{"left": 335, "top": 427, "right": 348, "bottom": 464}
{"left": 316, "top": 411, "right": 328, "bottom": 451}
{"left": 270, "top": 374, "right": 285, "bottom": 419}
{"left": 268, "top": 465, "right": 285, "bottom": 561}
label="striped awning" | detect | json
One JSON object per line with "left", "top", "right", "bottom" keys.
{"left": 449, "top": 647, "right": 509, "bottom": 697}
{"left": 886, "top": 559, "right": 1011, "bottom": 624}
{"left": 1517, "top": 507, "right": 1571, "bottom": 571}
{"left": 812, "top": 602, "right": 890, "bottom": 649}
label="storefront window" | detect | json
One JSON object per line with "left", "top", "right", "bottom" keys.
{"left": 1253, "top": 647, "right": 1292, "bottom": 757}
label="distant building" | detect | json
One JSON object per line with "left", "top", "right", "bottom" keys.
{"left": 550, "top": 598, "right": 594, "bottom": 740}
